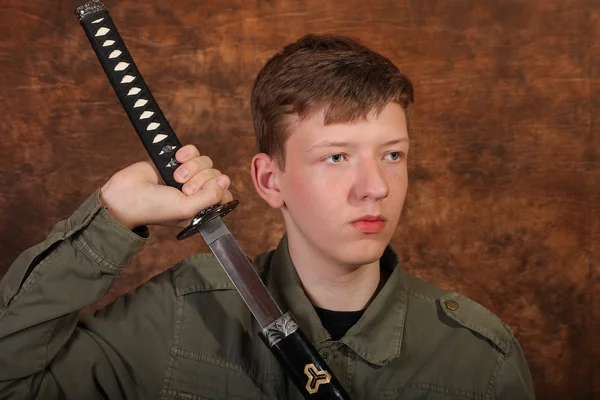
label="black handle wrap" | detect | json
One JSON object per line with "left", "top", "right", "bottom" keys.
{"left": 76, "top": 1, "right": 182, "bottom": 189}
{"left": 260, "top": 313, "right": 351, "bottom": 399}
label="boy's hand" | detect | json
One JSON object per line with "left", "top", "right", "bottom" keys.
{"left": 99, "top": 144, "right": 233, "bottom": 230}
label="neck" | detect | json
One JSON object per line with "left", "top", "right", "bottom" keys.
{"left": 286, "top": 232, "right": 383, "bottom": 312}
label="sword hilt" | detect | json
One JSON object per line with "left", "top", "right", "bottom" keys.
{"left": 75, "top": 0, "right": 237, "bottom": 239}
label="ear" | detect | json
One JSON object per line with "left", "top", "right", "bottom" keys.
{"left": 251, "top": 153, "right": 285, "bottom": 209}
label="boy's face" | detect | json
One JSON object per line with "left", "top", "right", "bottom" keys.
{"left": 277, "top": 102, "right": 409, "bottom": 267}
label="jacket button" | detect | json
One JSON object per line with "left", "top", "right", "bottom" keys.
{"left": 445, "top": 300, "right": 459, "bottom": 311}
{"left": 319, "top": 348, "right": 332, "bottom": 361}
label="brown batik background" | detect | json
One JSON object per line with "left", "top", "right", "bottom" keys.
{"left": 0, "top": 0, "right": 598, "bottom": 398}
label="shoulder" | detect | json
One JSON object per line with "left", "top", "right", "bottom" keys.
{"left": 402, "top": 270, "right": 515, "bottom": 357}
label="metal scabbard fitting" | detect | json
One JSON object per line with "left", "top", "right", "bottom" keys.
{"left": 260, "top": 312, "right": 300, "bottom": 346}
{"left": 75, "top": 0, "right": 105, "bottom": 19}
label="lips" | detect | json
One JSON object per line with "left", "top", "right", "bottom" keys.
{"left": 353, "top": 215, "right": 386, "bottom": 222}
{"left": 351, "top": 215, "right": 387, "bottom": 233}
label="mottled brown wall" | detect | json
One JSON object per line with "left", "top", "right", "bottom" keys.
{"left": 0, "top": 0, "right": 597, "bottom": 398}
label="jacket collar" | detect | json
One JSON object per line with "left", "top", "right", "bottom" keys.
{"left": 260, "top": 235, "right": 408, "bottom": 366}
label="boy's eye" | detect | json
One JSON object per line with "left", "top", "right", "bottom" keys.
{"left": 384, "top": 152, "right": 402, "bottom": 161}
{"left": 325, "top": 154, "right": 345, "bottom": 163}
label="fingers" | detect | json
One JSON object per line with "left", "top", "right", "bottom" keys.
{"left": 175, "top": 144, "right": 201, "bottom": 163}
{"left": 172, "top": 144, "right": 234, "bottom": 218}
{"left": 179, "top": 175, "right": 232, "bottom": 217}
{"left": 181, "top": 168, "right": 223, "bottom": 195}
{"left": 174, "top": 155, "right": 214, "bottom": 185}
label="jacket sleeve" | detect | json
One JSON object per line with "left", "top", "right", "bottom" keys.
{"left": 0, "top": 190, "right": 177, "bottom": 399}
{"left": 493, "top": 337, "right": 536, "bottom": 400}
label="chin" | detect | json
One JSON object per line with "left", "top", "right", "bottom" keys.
{"left": 333, "top": 235, "right": 389, "bottom": 266}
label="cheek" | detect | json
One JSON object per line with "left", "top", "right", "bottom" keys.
{"left": 383, "top": 162, "right": 406, "bottom": 178}
{"left": 281, "top": 170, "right": 314, "bottom": 209}
{"left": 386, "top": 164, "right": 408, "bottom": 188}
{"left": 284, "top": 169, "right": 345, "bottom": 213}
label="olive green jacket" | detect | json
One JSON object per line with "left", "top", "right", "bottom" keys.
{"left": 0, "top": 190, "right": 535, "bottom": 399}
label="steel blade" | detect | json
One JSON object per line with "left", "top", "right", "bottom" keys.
{"left": 198, "top": 216, "right": 283, "bottom": 328}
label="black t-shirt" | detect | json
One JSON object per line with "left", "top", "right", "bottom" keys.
{"left": 314, "top": 306, "right": 365, "bottom": 341}
{"left": 313, "top": 265, "right": 390, "bottom": 340}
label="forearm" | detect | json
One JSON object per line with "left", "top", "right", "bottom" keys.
{"left": 0, "top": 190, "right": 148, "bottom": 383}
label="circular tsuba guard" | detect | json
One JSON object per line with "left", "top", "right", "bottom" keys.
{"left": 177, "top": 200, "right": 239, "bottom": 240}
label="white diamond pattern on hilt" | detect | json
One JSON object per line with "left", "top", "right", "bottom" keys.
{"left": 147, "top": 122, "right": 160, "bottom": 131}
{"left": 128, "top": 87, "right": 141, "bottom": 96}
{"left": 153, "top": 134, "right": 168, "bottom": 143}
{"left": 121, "top": 75, "right": 135, "bottom": 83}
{"left": 134, "top": 99, "right": 148, "bottom": 108}
{"left": 165, "top": 158, "right": 179, "bottom": 168}
{"left": 140, "top": 111, "right": 154, "bottom": 120}
{"left": 92, "top": 18, "right": 104, "bottom": 24}
{"left": 159, "top": 145, "right": 178, "bottom": 155}
{"left": 114, "top": 62, "right": 129, "bottom": 71}
{"left": 95, "top": 27, "right": 110, "bottom": 37}
{"left": 109, "top": 50, "right": 122, "bottom": 59}
{"left": 102, "top": 40, "right": 115, "bottom": 47}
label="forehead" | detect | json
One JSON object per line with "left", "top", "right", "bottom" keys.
{"left": 285, "top": 102, "right": 409, "bottom": 147}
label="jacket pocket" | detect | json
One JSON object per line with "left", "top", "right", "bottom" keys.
{"left": 159, "top": 346, "right": 275, "bottom": 400}
{"left": 382, "top": 384, "right": 486, "bottom": 400}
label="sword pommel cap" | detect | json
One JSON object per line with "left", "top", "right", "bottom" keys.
{"left": 75, "top": 0, "right": 106, "bottom": 20}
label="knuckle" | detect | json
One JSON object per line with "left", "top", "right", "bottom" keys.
{"left": 200, "top": 155, "right": 214, "bottom": 169}
{"left": 176, "top": 144, "right": 200, "bottom": 162}
{"left": 185, "top": 144, "right": 200, "bottom": 155}
{"left": 188, "top": 156, "right": 212, "bottom": 174}
{"left": 175, "top": 147, "right": 188, "bottom": 162}
{"left": 198, "top": 170, "right": 213, "bottom": 183}
{"left": 191, "top": 178, "right": 206, "bottom": 191}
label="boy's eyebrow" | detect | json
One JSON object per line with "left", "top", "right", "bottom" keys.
{"left": 306, "top": 138, "right": 409, "bottom": 152}
{"left": 306, "top": 140, "right": 353, "bottom": 152}
{"left": 382, "top": 138, "right": 410, "bottom": 146}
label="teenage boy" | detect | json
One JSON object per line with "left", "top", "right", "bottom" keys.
{"left": 0, "top": 34, "right": 535, "bottom": 399}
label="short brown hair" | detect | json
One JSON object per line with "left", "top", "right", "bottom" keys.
{"left": 251, "top": 33, "right": 414, "bottom": 170}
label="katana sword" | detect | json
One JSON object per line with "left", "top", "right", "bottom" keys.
{"left": 74, "top": 2, "right": 350, "bottom": 399}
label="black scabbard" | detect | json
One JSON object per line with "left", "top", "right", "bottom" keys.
{"left": 260, "top": 313, "right": 349, "bottom": 399}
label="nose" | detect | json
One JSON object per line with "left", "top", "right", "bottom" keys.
{"left": 352, "top": 157, "right": 390, "bottom": 201}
